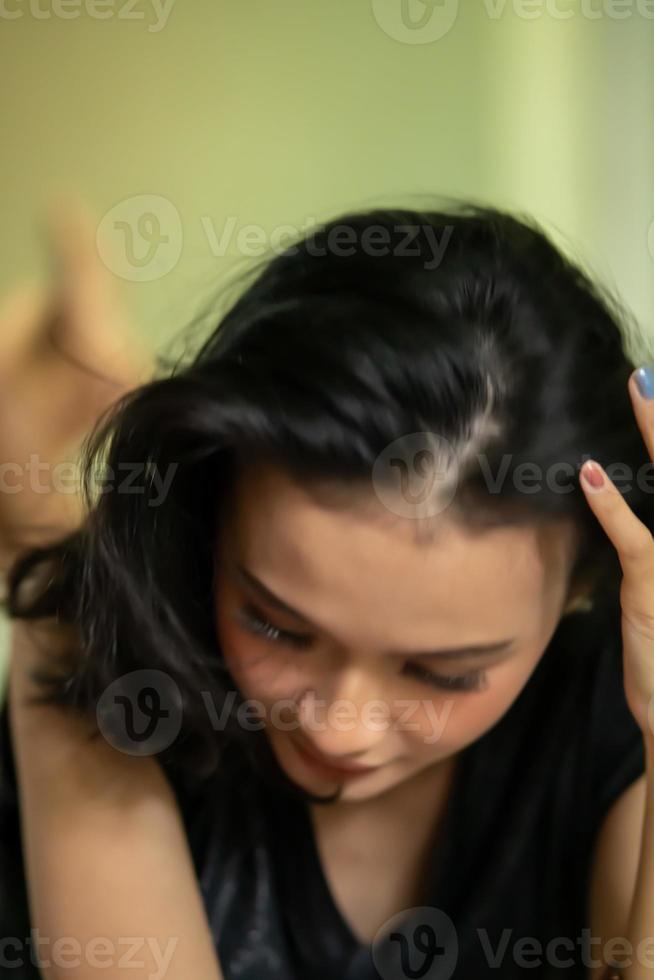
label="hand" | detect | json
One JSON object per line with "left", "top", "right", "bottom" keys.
{"left": 579, "top": 368, "right": 654, "bottom": 737}
{"left": 0, "top": 195, "right": 153, "bottom": 577}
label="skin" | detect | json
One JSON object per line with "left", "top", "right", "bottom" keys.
{"left": 212, "top": 459, "right": 582, "bottom": 811}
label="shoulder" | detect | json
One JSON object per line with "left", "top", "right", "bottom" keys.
{"left": 587, "top": 771, "right": 647, "bottom": 979}
{"left": 560, "top": 608, "right": 648, "bottom": 974}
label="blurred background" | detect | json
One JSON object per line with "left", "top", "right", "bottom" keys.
{"left": 0, "top": 0, "right": 653, "bottom": 677}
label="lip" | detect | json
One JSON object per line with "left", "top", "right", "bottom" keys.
{"left": 291, "top": 735, "right": 380, "bottom": 779}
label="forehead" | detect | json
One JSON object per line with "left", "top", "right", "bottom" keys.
{"left": 219, "top": 461, "right": 577, "bottom": 648}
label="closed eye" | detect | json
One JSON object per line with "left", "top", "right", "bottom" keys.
{"left": 235, "top": 602, "right": 314, "bottom": 649}
{"left": 232, "top": 602, "right": 488, "bottom": 693}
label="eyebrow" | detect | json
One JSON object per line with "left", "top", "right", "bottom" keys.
{"left": 232, "top": 563, "right": 516, "bottom": 661}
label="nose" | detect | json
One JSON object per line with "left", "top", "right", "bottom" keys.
{"left": 296, "top": 663, "right": 390, "bottom": 762}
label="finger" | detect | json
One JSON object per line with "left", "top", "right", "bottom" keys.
{"left": 0, "top": 281, "right": 51, "bottom": 373}
{"left": 46, "top": 194, "right": 121, "bottom": 361}
{"left": 628, "top": 367, "right": 654, "bottom": 464}
{"left": 44, "top": 194, "right": 152, "bottom": 388}
{"left": 579, "top": 460, "right": 654, "bottom": 574}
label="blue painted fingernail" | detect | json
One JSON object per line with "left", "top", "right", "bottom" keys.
{"left": 634, "top": 366, "right": 654, "bottom": 399}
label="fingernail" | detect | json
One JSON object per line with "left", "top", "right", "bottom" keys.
{"left": 581, "top": 461, "right": 604, "bottom": 489}
{"left": 633, "top": 365, "right": 654, "bottom": 399}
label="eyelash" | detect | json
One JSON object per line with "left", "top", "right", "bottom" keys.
{"left": 233, "top": 602, "right": 486, "bottom": 693}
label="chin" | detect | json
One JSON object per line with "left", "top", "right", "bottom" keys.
{"left": 299, "top": 762, "right": 403, "bottom": 803}
{"left": 332, "top": 769, "right": 404, "bottom": 802}
{"left": 273, "top": 728, "right": 437, "bottom": 804}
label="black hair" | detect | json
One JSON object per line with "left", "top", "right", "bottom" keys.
{"left": 2, "top": 200, "right": 652, "bottom": 814}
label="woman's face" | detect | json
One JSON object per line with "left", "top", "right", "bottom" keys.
{"left": 212, "top": 462, "right": 579, "bottom": 803}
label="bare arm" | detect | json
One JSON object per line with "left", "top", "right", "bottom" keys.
{"left": 7, "top": 619, "right": 224, "bottom": 980}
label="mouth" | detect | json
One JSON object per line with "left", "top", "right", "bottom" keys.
{"left": 290, "top": 734, "right": 382, "bottom": 780}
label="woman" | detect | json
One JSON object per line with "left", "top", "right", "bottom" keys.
{"left": 1, "top": 197, "right": 652, "bottom": 980}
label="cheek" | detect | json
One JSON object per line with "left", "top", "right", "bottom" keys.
{"left": 403, "top": 654, "right": 542, "bottom": 754}
{"left": 216, "top": 611, "right": 310, "bottom": 705}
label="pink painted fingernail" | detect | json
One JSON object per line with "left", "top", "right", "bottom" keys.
{"left": 581, "top": 461, "right": 604, "bottom": 489}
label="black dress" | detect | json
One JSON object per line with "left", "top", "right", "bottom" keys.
{"left": 0, "top": 606, "right": 646, "bottom": 980}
